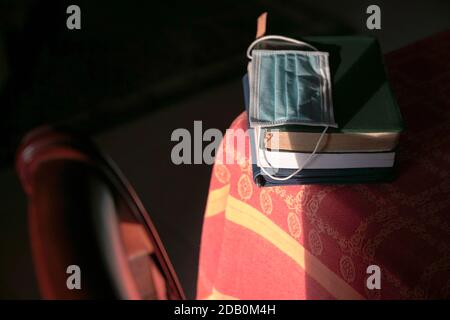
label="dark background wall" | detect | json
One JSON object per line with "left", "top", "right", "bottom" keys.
{"left": 0, "top": 0, "right": 449, "bottom": 299}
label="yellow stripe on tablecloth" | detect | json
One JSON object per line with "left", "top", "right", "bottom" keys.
{"left": 205, "top": 287, "right": 239, "bottom": 300}
{"left": 205, "top": 184, "right": 230, "bottom": 218}
{"left": 225, "top": 196, "right": 365, "bottom": 300}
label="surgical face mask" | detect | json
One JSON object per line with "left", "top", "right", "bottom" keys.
{"left": 246, "top": 35, "right": 338, "bottom": 181}
{"left": 247, "top": 35, "right": 337, "bottom": 129}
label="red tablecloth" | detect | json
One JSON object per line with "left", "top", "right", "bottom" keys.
{"left": 196, "top": 30, "right": 450, "bottom": 300}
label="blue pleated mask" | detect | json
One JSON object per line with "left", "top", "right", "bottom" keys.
{"left": 247, "top": 36, "right": 337, "bottom": 129}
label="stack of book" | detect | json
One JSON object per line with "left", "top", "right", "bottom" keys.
{"left": 243, "top": 36, "right": 403, "bottom": 186}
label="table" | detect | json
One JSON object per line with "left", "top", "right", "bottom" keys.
{"left": 196, "top": 30, "right": 450, "bottom": 299}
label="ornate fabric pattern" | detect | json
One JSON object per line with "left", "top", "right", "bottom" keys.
{"left": 196, "top": 31, "right": 450, "bottom": 300}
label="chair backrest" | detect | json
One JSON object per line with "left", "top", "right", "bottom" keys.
{"left": 16, "top": 127, "right": 184, "bottom": 299}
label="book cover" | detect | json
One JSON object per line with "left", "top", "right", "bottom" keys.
{"left": 261, "top": 36, "right": 404, "bottom": 134}
{"left": 243, "top": 69, "right": 395, "bottom": 186}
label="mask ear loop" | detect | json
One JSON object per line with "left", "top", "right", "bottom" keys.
{"left": 256, "top": 125, "right": 329, "bottom": 181}
{"left": 248, "top": 35, "right": 324, "bottom": 181}
{"left": 247, "top": 35, "right": 319, "bottom": 60}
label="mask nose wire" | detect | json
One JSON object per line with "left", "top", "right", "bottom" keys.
{"left": 247, "top": 35, "right": 319, "bottom": 60}
{"left": 257, "top": 125, "right": 329, "bottom": 181}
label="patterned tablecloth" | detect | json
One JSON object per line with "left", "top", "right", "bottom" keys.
{"left": 196, "top": 30, "right": 450, "bottom": 300}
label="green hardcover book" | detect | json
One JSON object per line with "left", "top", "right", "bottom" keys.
{"left": 262, "top": 36, "right": 404, "bottom": 153}
{"left": 242, "top": 73, "right": 396, "bottom": 187}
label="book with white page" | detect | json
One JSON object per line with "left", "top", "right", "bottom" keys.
{"left": 255, "top": 128, "right": 395, "bottom": 170}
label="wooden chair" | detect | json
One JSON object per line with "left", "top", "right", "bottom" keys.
{"left": 16, "top": 127, "right": 184, "bottom": 299}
